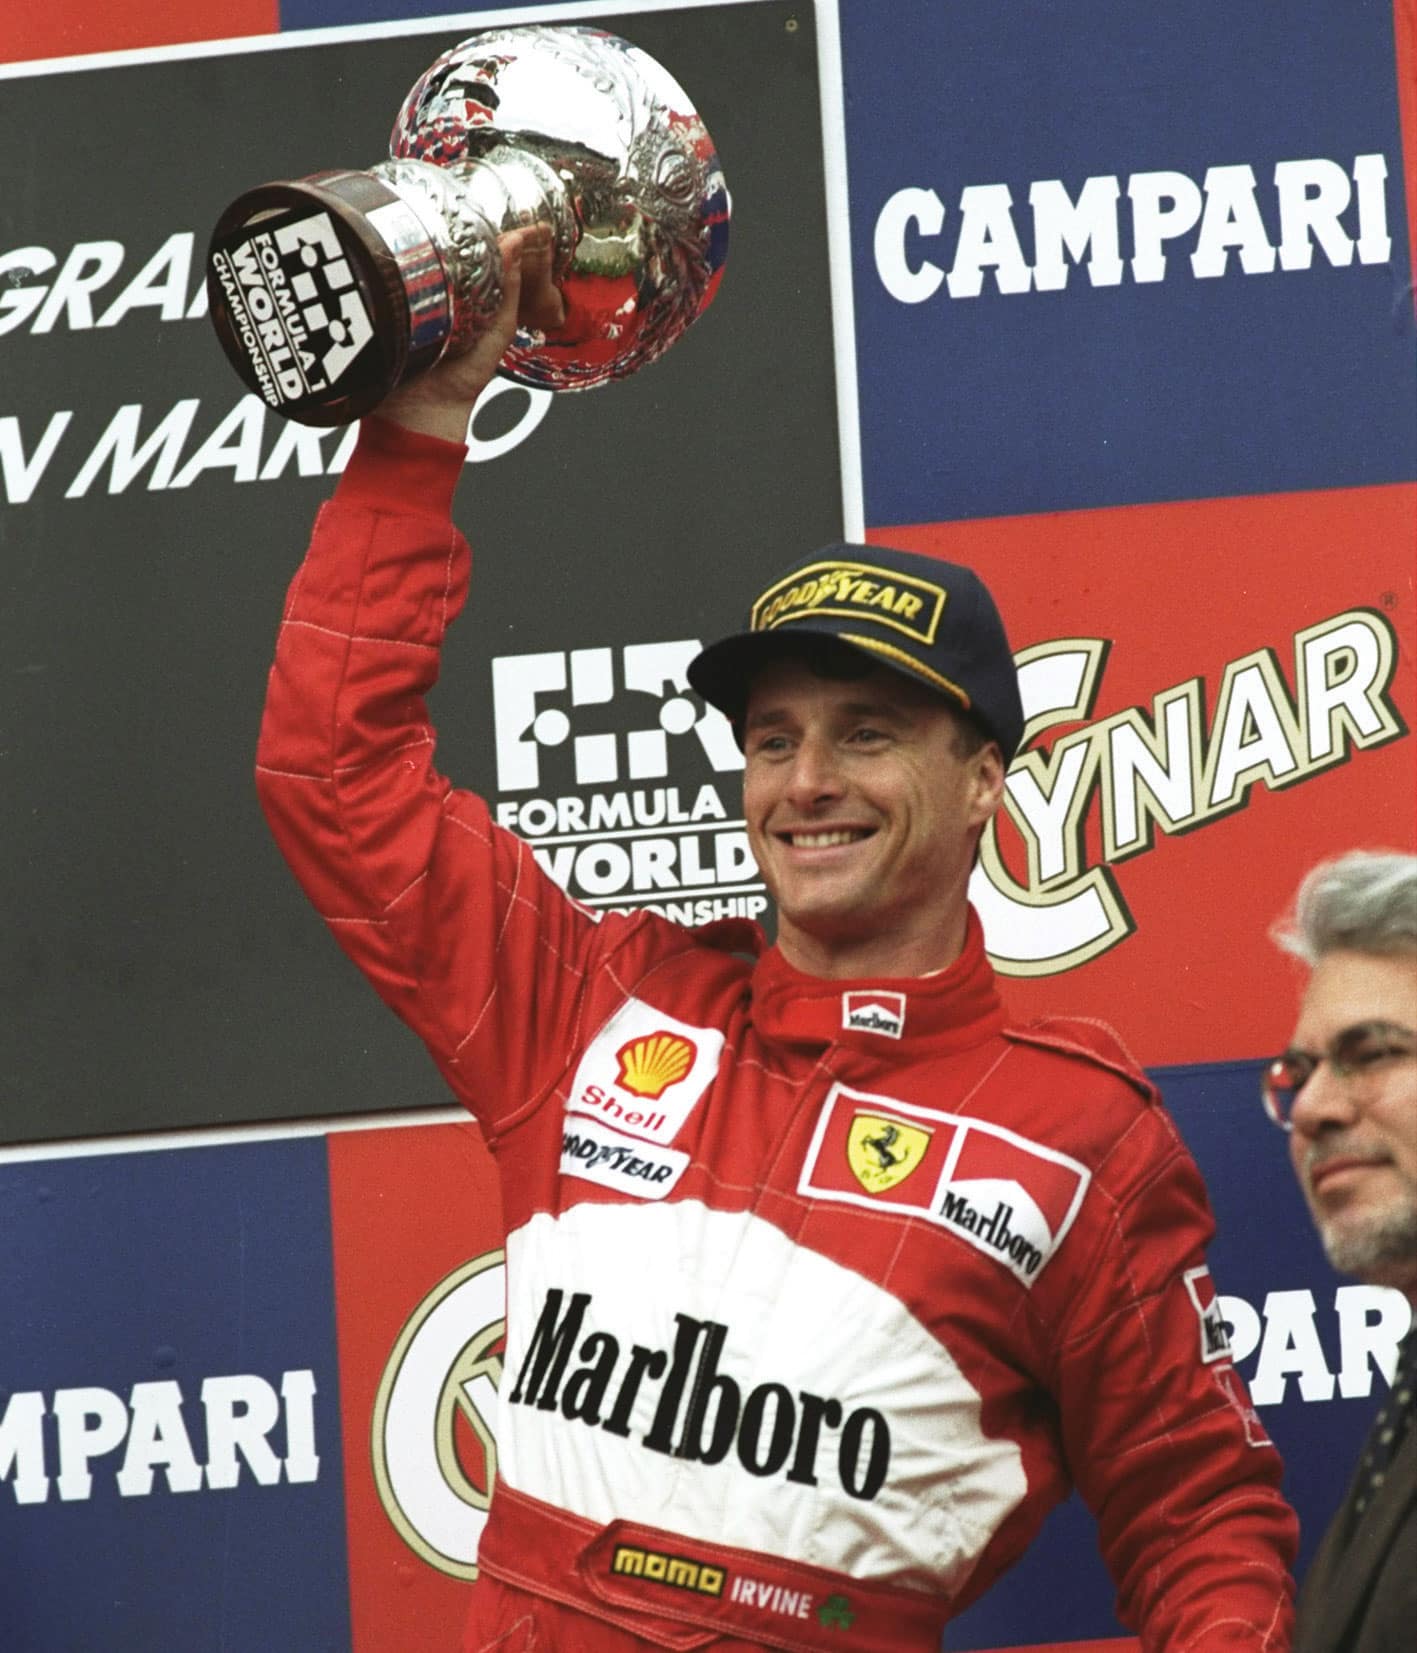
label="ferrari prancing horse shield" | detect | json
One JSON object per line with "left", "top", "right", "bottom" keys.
{"left": 846, "top": 1113, "right": 932, "bottom": 1194}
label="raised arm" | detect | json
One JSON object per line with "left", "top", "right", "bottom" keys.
{"left": 255, "top": 229, "right": 590, "bottom": 1129}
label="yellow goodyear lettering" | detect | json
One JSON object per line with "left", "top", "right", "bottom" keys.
{"left": 751, "top": 561, "right": 945, "bottom": 647}
{"left": 611, "top": 1545, "right": 726, "bottom": 1598}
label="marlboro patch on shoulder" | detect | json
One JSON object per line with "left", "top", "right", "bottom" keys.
{"left": 1183, "top": 1265, "right": 1234, "bottom": 1363}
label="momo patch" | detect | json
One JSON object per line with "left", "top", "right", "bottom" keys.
{"left": 1183, "top": 1265, "right": 1234, "bottom": 1363}
{"left": 566, "top": 999, "right": 724, "bottom": 1145}
{"left": 751, "top": 561, "right": 945, "bottom": 647}
{"left": 800, "top": 1086, "right": 1090, "bottom": 1285}
{"left": 842, "top": 990, "right": 905, "bottom": 1039}
{"left": 560, "top": 1118, "right": 689, "bottom": 1200}
{"left": 611, "top": 1544, "right": 725, "bottom": 1597}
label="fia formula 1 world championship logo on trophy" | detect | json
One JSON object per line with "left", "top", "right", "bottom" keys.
{"left": 206, "top": 25, "right": 729, "bottom": 424}
{"left": 371, "top": 1252, "right": 506, "bottom": 1579}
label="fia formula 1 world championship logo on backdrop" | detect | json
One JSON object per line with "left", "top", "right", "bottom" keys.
{"left": 372, "top": 1252, "right": 505, "bottom": 1579}
{"left": 491, "top": 640, "right": 767, "bottom": 927}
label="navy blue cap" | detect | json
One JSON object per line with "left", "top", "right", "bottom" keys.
{"left": 687, "top": 542, "right": 1025, "bottom": 759}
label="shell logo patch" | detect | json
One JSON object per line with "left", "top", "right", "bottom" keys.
{"left": 566, "top": 998, "right": 725, "bottom": 1146}
{"left": 847, "top": 1114, "right": 932, "bottom": 1193}
{"left": 616, "top": 1032, "right": 696, "bottom": 1100}
{"left": 800, "top": 1084, "right": 1090, "bottom": 1286}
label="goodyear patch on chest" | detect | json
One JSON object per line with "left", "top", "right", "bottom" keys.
{"left": 560, "top": 1116, "right": 689, "bottom": 1200}
{"left": 566, "top": 997, "right": 724, "bottom": 1146}
{"left": 799, "top": 1085, "right": 1090, "bottom": 1286}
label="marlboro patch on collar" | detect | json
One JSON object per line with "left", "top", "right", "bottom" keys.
{"left": 842, "top": 991, "right": 906, "bottom": 1039}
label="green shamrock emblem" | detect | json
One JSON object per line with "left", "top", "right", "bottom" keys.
{"left": 817, "top": 1594, "right": 856, "bottom": 1630}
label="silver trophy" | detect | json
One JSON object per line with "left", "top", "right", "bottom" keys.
{"left": 207, "top": 25, "right": 729, "bottom": 425}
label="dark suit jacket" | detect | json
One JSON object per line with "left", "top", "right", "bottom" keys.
{"left": 1294, "top": 1422, "right": 1417, "bottom": 1653}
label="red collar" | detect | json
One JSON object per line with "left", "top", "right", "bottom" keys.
{"left": 744, "top": 907, "right": 1005, "bottom": 1056}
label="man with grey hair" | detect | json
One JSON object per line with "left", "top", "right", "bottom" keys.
{"left": 1265, "top": 849, "right": 1417, "bottom": 1653}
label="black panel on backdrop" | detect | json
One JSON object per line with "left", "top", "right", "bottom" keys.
{"left": 0, "top": 2, "right": 841, "bottom": 1143}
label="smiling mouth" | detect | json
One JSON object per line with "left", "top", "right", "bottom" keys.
{"left": 779, "top": 828, "right": 874, "bottom": 849}
{"left": 1309, "top": 1158, "right": 1389, "bottom": 1196}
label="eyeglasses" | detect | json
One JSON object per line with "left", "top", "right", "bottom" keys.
{"left": 1261, "top": 1020, "right": 1417, "bottom": 1130}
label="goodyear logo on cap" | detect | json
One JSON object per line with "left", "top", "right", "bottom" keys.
{"left": 751, "top": 561, "right": 946, "bottom": 648}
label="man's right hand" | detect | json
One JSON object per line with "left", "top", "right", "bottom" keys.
{"left": 376, "top": 223, "right": 565, "bottom": 444}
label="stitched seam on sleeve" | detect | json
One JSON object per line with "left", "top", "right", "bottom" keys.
{"left": 1059, "top": 1013, "right": 1145, "bottom": 1072}
{"left": 440, "top": 520, "right": 457, "bottom": 631}
{"left": 445, "top": 811, "right": 494, "bottom": 847}
{"left": 334, "top": 734, "right": 434, "bottom": 776}
{"left": 324, "top": 521, "right": 474, "bottom": 1075}
{"left": 281, "top": 615, "right": 441, "bottom": 652}
{"left": 1091, "top": 1107, "right": 1155, "bottom": 1180}
{"left": 255, "top": 762, "right": 330, "bottom": 783}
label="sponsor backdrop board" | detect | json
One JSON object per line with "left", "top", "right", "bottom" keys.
{"left": 0, "top": 1137, "right": 351, "bottom": 1652}
{"left": 0, "top": 1, "right": 842, "bottom": 1143}
{"left": 0, "top": 0, "right": 278, "bottom": 64}
{"left": 281, "top": 0, "right": 577, "bottom": 26}
{"left": 326, "top": 1122, "right": 506, "bottom": 1649}
{"left": 888, "top": 484, "right": 1416, "bottom": 1067}
{"left": 2, "top": 1077, "right": 1410, "bottom": 1652}
{"left": 841, "top": 0, "right": 1417, "bottom": 526}
{"left": 2, "top": 2, "right": 1415, "bottom": 1652}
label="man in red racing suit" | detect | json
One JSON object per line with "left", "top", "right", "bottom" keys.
{"left": 256, "top": 230, "right": 1297, "bottom": 1651}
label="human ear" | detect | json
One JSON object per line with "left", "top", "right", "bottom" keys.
{"left": 970, "top": 742, "right": 1007, "bottom": 826}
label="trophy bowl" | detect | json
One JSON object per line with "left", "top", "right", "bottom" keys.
{"left": 206, "top": 24, "right": 730, "bottom": 425}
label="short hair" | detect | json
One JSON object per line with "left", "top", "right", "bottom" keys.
{"left": 1271, "top": 850, "right": 1417, "bottom": 965}
{"left": 739, "top": 633, "right": 994, "bottom": 761}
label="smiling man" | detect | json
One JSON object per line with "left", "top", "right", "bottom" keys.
{"left": 257, "top": 230, "right": 1297, "bottom": 1650}
{"left": 1266, "top": 851, "right": 1417, "bottom": 1653}
{"left": 689, "top": 564, "right": 1014, "bottom": 980}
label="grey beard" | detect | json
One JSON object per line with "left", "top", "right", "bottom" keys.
{"left": 1320, "top": 1192, "right": 1417, "bottom": 1288}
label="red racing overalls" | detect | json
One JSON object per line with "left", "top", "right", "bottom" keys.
{"left": 257, "top": 420, "right": 1297, "bottom": 1651}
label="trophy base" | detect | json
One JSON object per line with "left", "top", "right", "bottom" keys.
{"left": 207, "top": 171, "right": 452, "bottom": 427}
